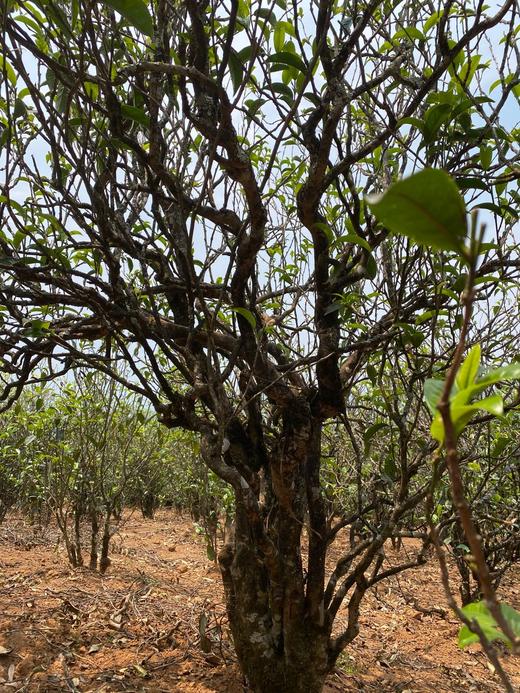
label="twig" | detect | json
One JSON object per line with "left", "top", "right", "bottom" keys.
{"left": 429, "top": 216, "right": 517, "bottom": 690}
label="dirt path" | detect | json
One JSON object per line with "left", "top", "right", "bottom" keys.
{"left": 0, "top": 511, "right": 518, "bottom": 692}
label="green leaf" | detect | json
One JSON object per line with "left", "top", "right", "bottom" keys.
{"left": 365, "top": 253, "right": 377, "bottom": 280}
{"left": 458, "top": 601, "right": 520, "bottom": 648}
{"left": 502, "top": 603, "right": 520, "bottom": 641}
{"left": 470, "top": 395, "right": 504, "bottom": 417}
{"left": 206, "top": 543, "right": 216, "bottom": 562}
{"left": 456, "top": 344, "right": 481, "bottom": 391}
{"left": 36, "top": 0, "right": 72, "bottom": 35}
{"left": 245, "top": 98, "right": 266, "bottom": 118}
{"left": 451, "top": 395, "right": 504, "bottom": 436}
{"left": 23, "top": 319, "right": 51, "bottom": 337}
{"left": 423, "top": 103, "right": 451, "bottom": 143}
{"left": 424, "top": 10, "right": 444, "bottom": 33}
{"left": 432, "top": 387, "right": 506, "bottom": 444}
{"left": 447, "top": 363, "right": 520, "bottom": 410}
{"left": 228, "top": 49, "right": 244, "bottom": 93}
{"left": 273, "top": 22, "right": 285, "bottom": 51}
{"left": 256, "top": 6, "right": 276, "bottom": 25}
{"left": 492, "top": 436, "right": 510, "bottom": 458}
{"left": 338, "top": 232, "right": 371, "bottom": 252}
{"left": 0, "top": 56, "right": 17, "bottom": 86}
{"left": 13, "top": 98, "right": 27, "bottom": 120}
{"left": 237, "top": 45, "right": 254, "bottom": 64}
{"left": 458, "top": 603, "right": 500, "bottom": 647}
{"left": 416, "top": 308, "right": 449, "bottom": 325}
{"left": 430, "top": 413, "right": 444, "bottom": 443}
{"left": 314, "top": 222, "right": 334, "bottom": 244}
{"left": 237, "top": 0, "right": 250, "bottom": 19}
{"left": 455, "top": 177, "right": 488, "bottom": 192}
{"left": 398, "top": 116, "right": 424, "bottom": 132}
{"left": 475, "top": 202, "right": 506, "bottom": 217}
{"left": 383, "top": 455, "right": 398, "bottom": 481}
{"left": 363, "top": 422, "right": 388, "bottom": 456}
{"left": 480, "top": 145, "right": 492, "bottom": 170}
{"left": 367, "top": 169, "right": 467, "bottom": 256}
{"left": 55, "top": 85, "right": 69, "bottom": 114}
{"left": 424, "top": 379, "right": 444, "bottom": 415}
{"left": 393, "top": 27, "right": 426, "bottom": 42}
{"left": 99, "top": 0, "right": 153, "bottom": 37}
{"left": 121, "top": 104, "right": 150, "bottom": 127}
{"left": 268, "top": 51, "right": 307, "bottom": 73}
{"left": 271, "top": 82, "right": 293, "bottom": 102}
{"left": 230, "top": 307, "right": 257, "bottom": 329}
{"left": 478, "top": 362, "right": 520, "bottom": 387}
{"left": 405, "top": 328, "right": 426, "bottom": 347}
{"left": 71, "top": 0, "right": 79, "bottom": 28}
{"left": 456, "top": 55, "right": 482, "bottom": 90}
{"left": 367, "top": 363, "right": 377, "bottom": 384}
{"left": 83, "top": 80, "right": 99, "bottom": 100}
{"left": 0, "top": 127, "right": 11, "bottom": 149}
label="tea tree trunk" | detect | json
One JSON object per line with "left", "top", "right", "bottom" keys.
{"left": 211, "top": 409, "right": 339, "bottom": 693}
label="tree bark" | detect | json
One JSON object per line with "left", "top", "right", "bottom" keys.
{"left": 140, "top": 491, "right": 156, "bottom": 519}
{"left": 217, "top": 412, "right": 332, "bottom": 693}
{"left": 89, "top": 510, "right": 99, "bottom": 570}
{"left": 73, "top": 509, "right": 83, "bottom": 567}
{"left": 99, "top": 513, "right": 111, "bottom": 573}
{"left": 219, "top": 516, "right": 330, "bottom": 693}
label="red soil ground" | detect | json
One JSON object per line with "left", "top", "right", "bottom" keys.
{"left": 0, "top": 510, "right": 518, "bottom": 692}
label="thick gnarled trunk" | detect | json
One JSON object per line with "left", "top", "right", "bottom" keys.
{"left": 217, "top": 413, "right": 333, "bottom": 693}
{"left": 198, "top": 396, "right": 355, "bottom": 693}
{"left": 219, "top": 524, "right": 330, "bottom": 693}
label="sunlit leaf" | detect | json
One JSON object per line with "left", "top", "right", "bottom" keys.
{"left": 367, "top": 169, "right": 467, "bottom": 256}
{"left": 273, "top": 22, "right": 285, "bottom": 51}
{"left": 458, "top": 602, "right": 520, "bottom": 649}
{"left": 478, "top": 362, "right": 520, "bottom": 386}
{"left": 451, "top": 395, "right": 504, "bottom": 436}
{"left": 456, "top": 344, "right": 481, "bottom": 391}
